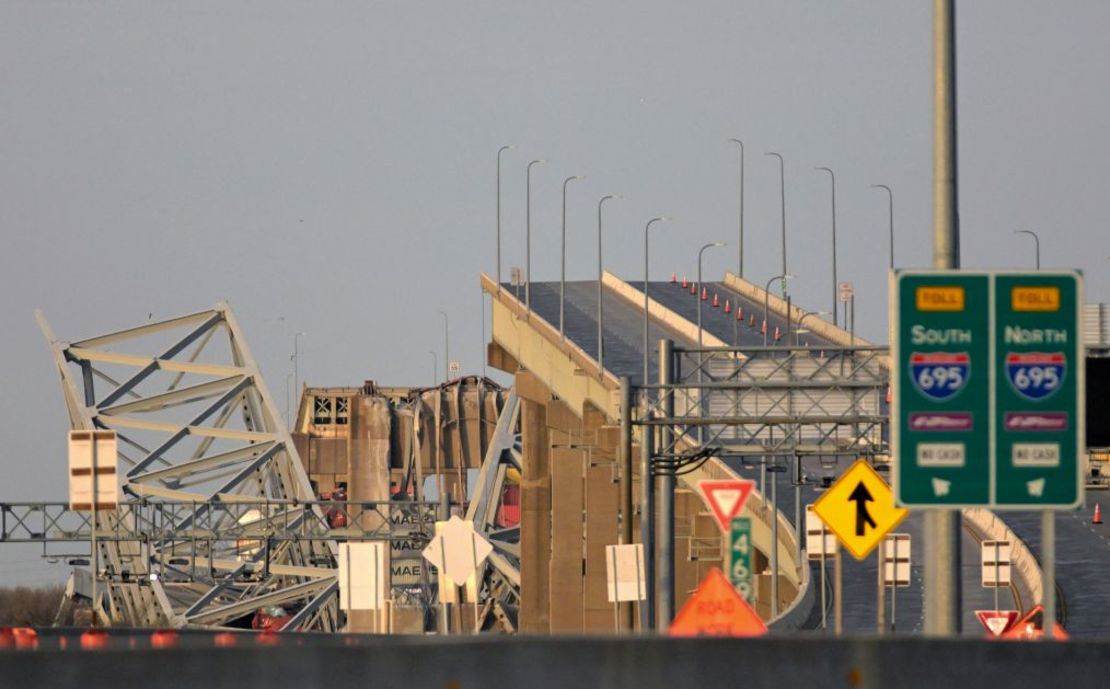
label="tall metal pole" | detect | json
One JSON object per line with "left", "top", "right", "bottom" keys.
{"left": 658, "top": 338, "right": 676, "bottom": 627}
{"left": 597, "top": 195, "right": 621, "bottom": 373}
{"left": 642, "top": 216, "right": 671, "bottom": 384}
{"left": 925, "top": 0, "right": 962, "bottom": 637}
{"left": 1014, "top": 230, "right": 1041, "bottom": 270}
{"left": 1043, "top": 511, "right": 1056, "bottom": 639}
{"left": 292, "top": 332, "right": 305, "bottom": 404}
{"left": 439, "top": 311, "right": 449, "bottom": 382}
{"left": 763, "top": 274, "right": 791, "bottom": 347}
{"left": 639, "top": 391, "right": 656, "bottom": 631}
{"left": 525, "top": 159, "right": 546, "bottom": 313}
{"left": 90, "top": 430, "right": 99, "bottom": 625}
{"left": 696, "top": 242, "right": 726, "bottom": 349}
{"left": 496, "top": 145, "right": 513, "bottom": 289}
{"left": 815, "top": 167, "right": 839, "bottom": 326}
{"left": 560, "top": 175, "right": 584, "bottom": 340}
{"left": 871, "top": 184, "right": 895, "bottom": 271}
{"left": 618, "top": 377, "right": 634, "bottom": 631}
{"left": 728, "top": 138, "right": 745, "bottom": 279}
{"left": 480, "top": 290, "right": 486, "bottom": 378}
{"left": 765, "top": 152, "right": 788, "bottom": 295}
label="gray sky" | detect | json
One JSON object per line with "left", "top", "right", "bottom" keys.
{"left": 1, "top": 1, "right": 1107, "bottom": 583}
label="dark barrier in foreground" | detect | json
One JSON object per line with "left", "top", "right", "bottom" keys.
{"left": 3, "top": 634, "right": 1110, "bottom": 689}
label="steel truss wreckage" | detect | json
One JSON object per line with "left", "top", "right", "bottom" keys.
{"left": 24, "top": 304, "right": 523, "bottom": 632}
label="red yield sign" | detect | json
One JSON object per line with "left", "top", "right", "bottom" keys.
{"left": 668, "top": 568, "right": 767, "bottom": 638}
{"left": 975, "top": 610, "right": 1019, "bottom": 638}
{"left": 696, "top": 480, "right": 755, "bottom": 533}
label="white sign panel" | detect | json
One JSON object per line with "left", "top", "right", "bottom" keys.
{"left": 448, "top": 360, "right": 461, "bottom": 377}
{"left": 605, "top": 544, "right": 646, "bottom": 603}
{"left": 338, "top": 542, "right": 387, "bottom": 611}
{"left": 420, "top": 516, "right": 493, "bottom": 586}
{"left": 67, "top": 430, "right": 119, "bottom": 511}
{"left": 882, "top": 533, "right": 912, "bottom": 587}
{"left": 838, "top": 281, "right": 854, "bottom": 303}
{"left": 981, "top": 540, "right": 1012, "bottom": 587}
{"left": 805, "top": 504, "right": 837, "bottom": 559}
{"left": 510, "top": 267, "right": 523, "bottom": 286}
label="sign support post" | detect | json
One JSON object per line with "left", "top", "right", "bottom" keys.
{"left": 1043, "top": 511, "right": 1055, "bottom": 640}
{"left": 876, "top": 547, "right": 885, "bottom": 635}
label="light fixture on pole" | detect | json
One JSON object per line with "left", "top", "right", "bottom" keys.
{"left": 597, "top": 194, "right": 622, "bottom": 374}
{"left": 560, "top": 175, "right": 585, "bottom": 340}
{"left": 765, "top": 152, "right": 788, "bottom": 295}
{"left": 795, "top": 310, "right": 831, "bottom": 346}
{"left": 728, "top": 139, "right": 745, "bottom": 279}
{"left": 871, "top": 184, "right": 895, "bottom": 271}
{"left": 643, "top": 216, "right": 672, "bottom": 384}
{"left": 525, "top": 159, "right": 546, "bottom": 313}
{"left": 815, "top": 167, "right": 839, "bottom": 326}
{"left": 496, "top": 145, "right": 513, "bottom": 290}
{"left": 1014, "top": 230, "right": 1041, "bottom": 270}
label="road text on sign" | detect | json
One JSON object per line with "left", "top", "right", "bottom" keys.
{"left": 893, "top": 270, "right": 1083, "bottom": 508}
{"left": 668, "top": 568, "right": 767, "bottom": 638}
{"left": 812, "top": 459, "right": 908, "bottom": 560}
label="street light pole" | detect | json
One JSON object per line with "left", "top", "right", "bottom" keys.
{"left": 561, "top": 175, "right": 585, "bottom": 340}
{"left": 643, "top": 216, "right": 671, "bottom": 384}
{"left": 525, "top": 159, "right": 546, "bottom": 313}
{"left": 292, "top": 332, "right": 305, "bottom": 405}
{"left": 763, "top": 274, "right": 793, "bottom": 347}
{"left": 815, "top": 167, "right": 839, "bottom": 326}
{"left": 795, "top": 310, "right": 830, "bottom": 346}
{"left": 438, "top": 311, "right": 449, "bottom": 382}
{"left": 1014, "top": 230, "right": 1041, "bottom": 270}
{"left": 765, "top": 152, "right": 788, "bottom": 295}
{"left": 696, "top": 242, "right": 727, "bottom": 349}
{"left": 728, "top": 139, "right": 745, "bottom": 279}
{"left": 871, "top": 184, "right": 895, "bottom": 271}
{"left": 597, "top": 194, "right": 621, "bottom": 374}
{"left": 496, "top": 145, "right": 513, "bottom": 289}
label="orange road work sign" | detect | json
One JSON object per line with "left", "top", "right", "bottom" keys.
{"left": 668, "top": 568, "right": 767, "bottom": 637}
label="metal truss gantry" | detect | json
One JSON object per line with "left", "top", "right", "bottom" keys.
{"left": 35, "top": 304, "right": 345, "bottom": 630}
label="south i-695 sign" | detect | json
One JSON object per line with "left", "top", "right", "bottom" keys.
{"left": 892, "top": 270, "right": 1084, "bottom": 509}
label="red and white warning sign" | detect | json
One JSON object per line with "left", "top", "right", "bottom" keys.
{"left": 975, "top": 610, "right": 1019, "bottom": 638}
{"left": 696, "top": 480, "right": 756, "bottom": 533}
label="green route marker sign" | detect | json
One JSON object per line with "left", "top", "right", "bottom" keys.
{"left": 728, "top": 517, "right": 753, "bottom": 603}
{"left": 892, "top": 270, "right": 1084, "bottom": 509}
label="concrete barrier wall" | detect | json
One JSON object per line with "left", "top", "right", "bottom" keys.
{"left": 5, "top": 636, "right": 1108, "bottom": 689}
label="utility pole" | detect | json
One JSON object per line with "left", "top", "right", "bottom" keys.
{"left": 924, "top": 0, "right": 962, "bottom": 637}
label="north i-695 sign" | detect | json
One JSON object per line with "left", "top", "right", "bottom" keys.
{"left": 892, "top": 270, "right": 1083, "bottom": 509}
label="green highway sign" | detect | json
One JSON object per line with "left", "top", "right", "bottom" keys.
{"left": 728, "top": 517, "right": 753, "bottom": 602}
{"left": 892, "top": 271, "right": 1083, "bottom": 509}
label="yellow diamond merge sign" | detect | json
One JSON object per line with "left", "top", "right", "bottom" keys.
{"left": 812, "top": 460, "right": 908, "bottom": 560}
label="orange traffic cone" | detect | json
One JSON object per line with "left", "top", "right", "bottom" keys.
{"left": 736, "top": 307, "right": 743, "bottom": 320}
{"left": 774, "top": 326, "right": 781, "bottom": 341}
{"left": 1095, "top": 504, "right": 1103, "bottom": 524}
{"left": 701, "top": 287, "right": 708, "bottom": 301}
{"left": 761, "top": 319, "right": 767, "bottom": 335}
{"left": 712, "top": 293, "right": 720, "bottom": 307}
{"left": 724, "top": 299, "right": 731, "bottom": 314}
{"left": 681, "top": 276, "right": 688, "bottom": 288}
{"left": 671, "top": 271, "right": 677, "bottom": 284}
{"left": 749, "top": 313, "right": 755, "bottom": 326}
{"left": 690, "top": 282, "right": 696, "bottom": 294}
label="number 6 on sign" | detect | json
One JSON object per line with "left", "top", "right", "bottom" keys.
{"left": 728, "top": 517, "right": 753, "bottom": 602}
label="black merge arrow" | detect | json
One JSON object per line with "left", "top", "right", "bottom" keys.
{"left": 849, "top": 482, "right": 877, "bottom": 537}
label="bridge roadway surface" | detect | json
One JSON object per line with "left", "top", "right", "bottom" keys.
{"left": 520, "top": 279, "right": 1033, "bottom": 634}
